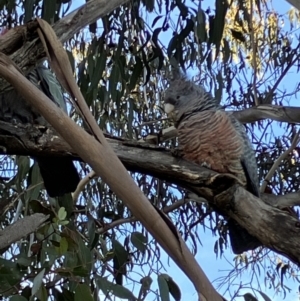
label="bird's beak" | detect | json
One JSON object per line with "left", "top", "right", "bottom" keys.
{"left": 164, "top": 103, "right": 175, "bottom": 114}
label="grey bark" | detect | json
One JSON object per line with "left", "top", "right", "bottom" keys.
{"left": 0, "top": 121, "right": 299, "bottom": 264}
{"left": 0, "top": 213, "right": 49, "bottom": 250}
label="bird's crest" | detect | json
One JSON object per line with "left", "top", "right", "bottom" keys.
{"left": 164, "top": 68, "right": 219, "bottom": 123}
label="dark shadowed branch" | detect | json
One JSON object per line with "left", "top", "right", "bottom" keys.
{"left": 215, "top": 185, "right": 300, "bottom": 264}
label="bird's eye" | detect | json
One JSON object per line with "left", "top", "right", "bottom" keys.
{"left": 176, "top": 95, "right": 180, "bottom": 99}
{"left": 165, "top": 97, "right": 177, "bottom": 105}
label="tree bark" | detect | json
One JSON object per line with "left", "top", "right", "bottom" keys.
{"left": 0, "top": 0, "right": 131, "bottom": 91}
{"left": 0, "top": 213, "right": 49, "bottom": 250}
{"left": 0, "top": 121, "right": 299, "bottom": 265}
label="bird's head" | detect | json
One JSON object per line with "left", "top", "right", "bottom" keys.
{"left": 164, "top": 70, "right": 220, "bottom": 124}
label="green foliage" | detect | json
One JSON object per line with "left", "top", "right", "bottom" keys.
{"left": 158, "top": 274, "right": 181, "bottom": 301}
{"left": 1, "top": 0, "right": 300, "bottom": 300}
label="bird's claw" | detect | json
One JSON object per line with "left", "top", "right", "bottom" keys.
{"left": 170, "top": 147, "right": 184, "bottom": 158}
{"left": 11, "top": 118, "right": 18, "bottom": 126}
{"left": 200, "top": 161, "right": 211, "bottom": 169}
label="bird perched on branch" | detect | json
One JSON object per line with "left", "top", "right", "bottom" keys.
{"left": 0, "top": 28, "right": 80, "bottom": 197}
{"left": 164, "top": 70, "right": 262, "bottom": 254}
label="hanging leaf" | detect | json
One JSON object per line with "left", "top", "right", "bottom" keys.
{"left": 157, "top": 275, "right": 170, "bottom": 301}
{"left": 209, "top": 0, "right": 228, "bottom": 58}
{"left": 97, "top": 276, "right": 136, "bottom": 300}
{"left": 0, "top": 258, "right": 23, "bottom": 295}
{"left": 32, "top": 268, "right": 45, "bottom": 296}
{"left": 128, "top": 56, "right": 143, "bottom": 91}
{"left": 42, "top": 0, "right": 56, "bottom": 24}
{"left": 24, "top": 0, "right": 35, "bottom": 23}
{"left": 131, "top": 232, "right": 148, "bottom": 252}
{"left": 74, "top": 284, "right": 94, "bottom": 301}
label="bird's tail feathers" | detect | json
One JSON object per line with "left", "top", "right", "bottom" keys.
{"left": 227, "top": 219, "right": 262, "bottom": 254}
{"left": 35, "top": 156, "right": 80, "bottom": 197}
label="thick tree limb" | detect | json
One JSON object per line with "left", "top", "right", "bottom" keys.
{"left": 0, "top": 121, "right": 298, "bottom": 208}
{"left": 0, "top": 121, "right": 300, "bottom": 264}
{"left": 0, "top": 0, "right": 130, "bottom": 90}
{"left": 0, "top": 213, "right": 49, "bottom": 250}
{"left": 215, "top": 186, "right": 300, "bottom": 264}
{"left": 263, "top": 191, "right": 300, "bottom": 208}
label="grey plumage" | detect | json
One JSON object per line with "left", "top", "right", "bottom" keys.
{"left": 0, "top": 65, "right": 80, "bottom": 197}
{"left": 164, "top": 72, "right": 261, "bottom": 253}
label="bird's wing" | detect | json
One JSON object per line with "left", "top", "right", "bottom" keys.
{"left": 36, "top": 65, "right": 68, "bottom": 114}
{"left": 229, "top": 114, "right": 260, "bottom": 197}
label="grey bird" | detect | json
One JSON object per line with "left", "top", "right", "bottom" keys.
{"left": 0, "top": 65, "right": 80, "bottom": 197}
{"left": 164, "top": 71, "right": 262, "bottom": 254}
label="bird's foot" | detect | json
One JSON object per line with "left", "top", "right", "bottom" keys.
{"left": 170, "top": 147, "right": 184, "bottom": 158}
{"left": 11, "top": 118, "right": 19, "bottom": 126}
{"left": 200, "top": 161, "right": 211, "bottom": 169}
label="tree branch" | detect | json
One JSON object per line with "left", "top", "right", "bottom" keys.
{"left": 0, "top": 213, "right": 49, "bottom": 250}
{"left": 232, "top": 104, "right": 300, "bottom": 124}
{"left": 0, "top": 0, "right": 130, "bottom": 90}
{"left": 0, "top": 121, "right": 298, "bottom": 207}
{"left": 0, "top": 121, "right": 300, "bottom": 264}
{"left": 215, "top": 185, "right": 300, "bottom": 264}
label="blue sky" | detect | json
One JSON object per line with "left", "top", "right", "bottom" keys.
{"left": 62, "top": 0, "right": 300, "bottom": 300}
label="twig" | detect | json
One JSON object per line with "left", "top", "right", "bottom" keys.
{"left": 72, "top": 170, "right": 97, "bottom": 201}
{"left": 260, "top": 130, "right": 300, "bottom": 193}
{"left": 97, "top": 198, "right": 192, "bottom": 234}
{"left": 250, "top": 0, "right": 259, "bottom": 106}
{"left": 264, "top": 43, "right": 300, "bottom": 104}
{"left": 134, "top": 117, "right": 168, "bottom": 129}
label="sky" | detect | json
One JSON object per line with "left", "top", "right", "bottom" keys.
{"left": 66, "top": 0, "right": 300, "bottom": 300}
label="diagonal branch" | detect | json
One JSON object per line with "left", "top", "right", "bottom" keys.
{"left": 286, "top": 0, "right": 300, "bottom": 12}
{"left": 0, "top": 121, "right": 300, "bottom": 265}
{"left": 260, "top": 130, "right": 300, "bottom": 192}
